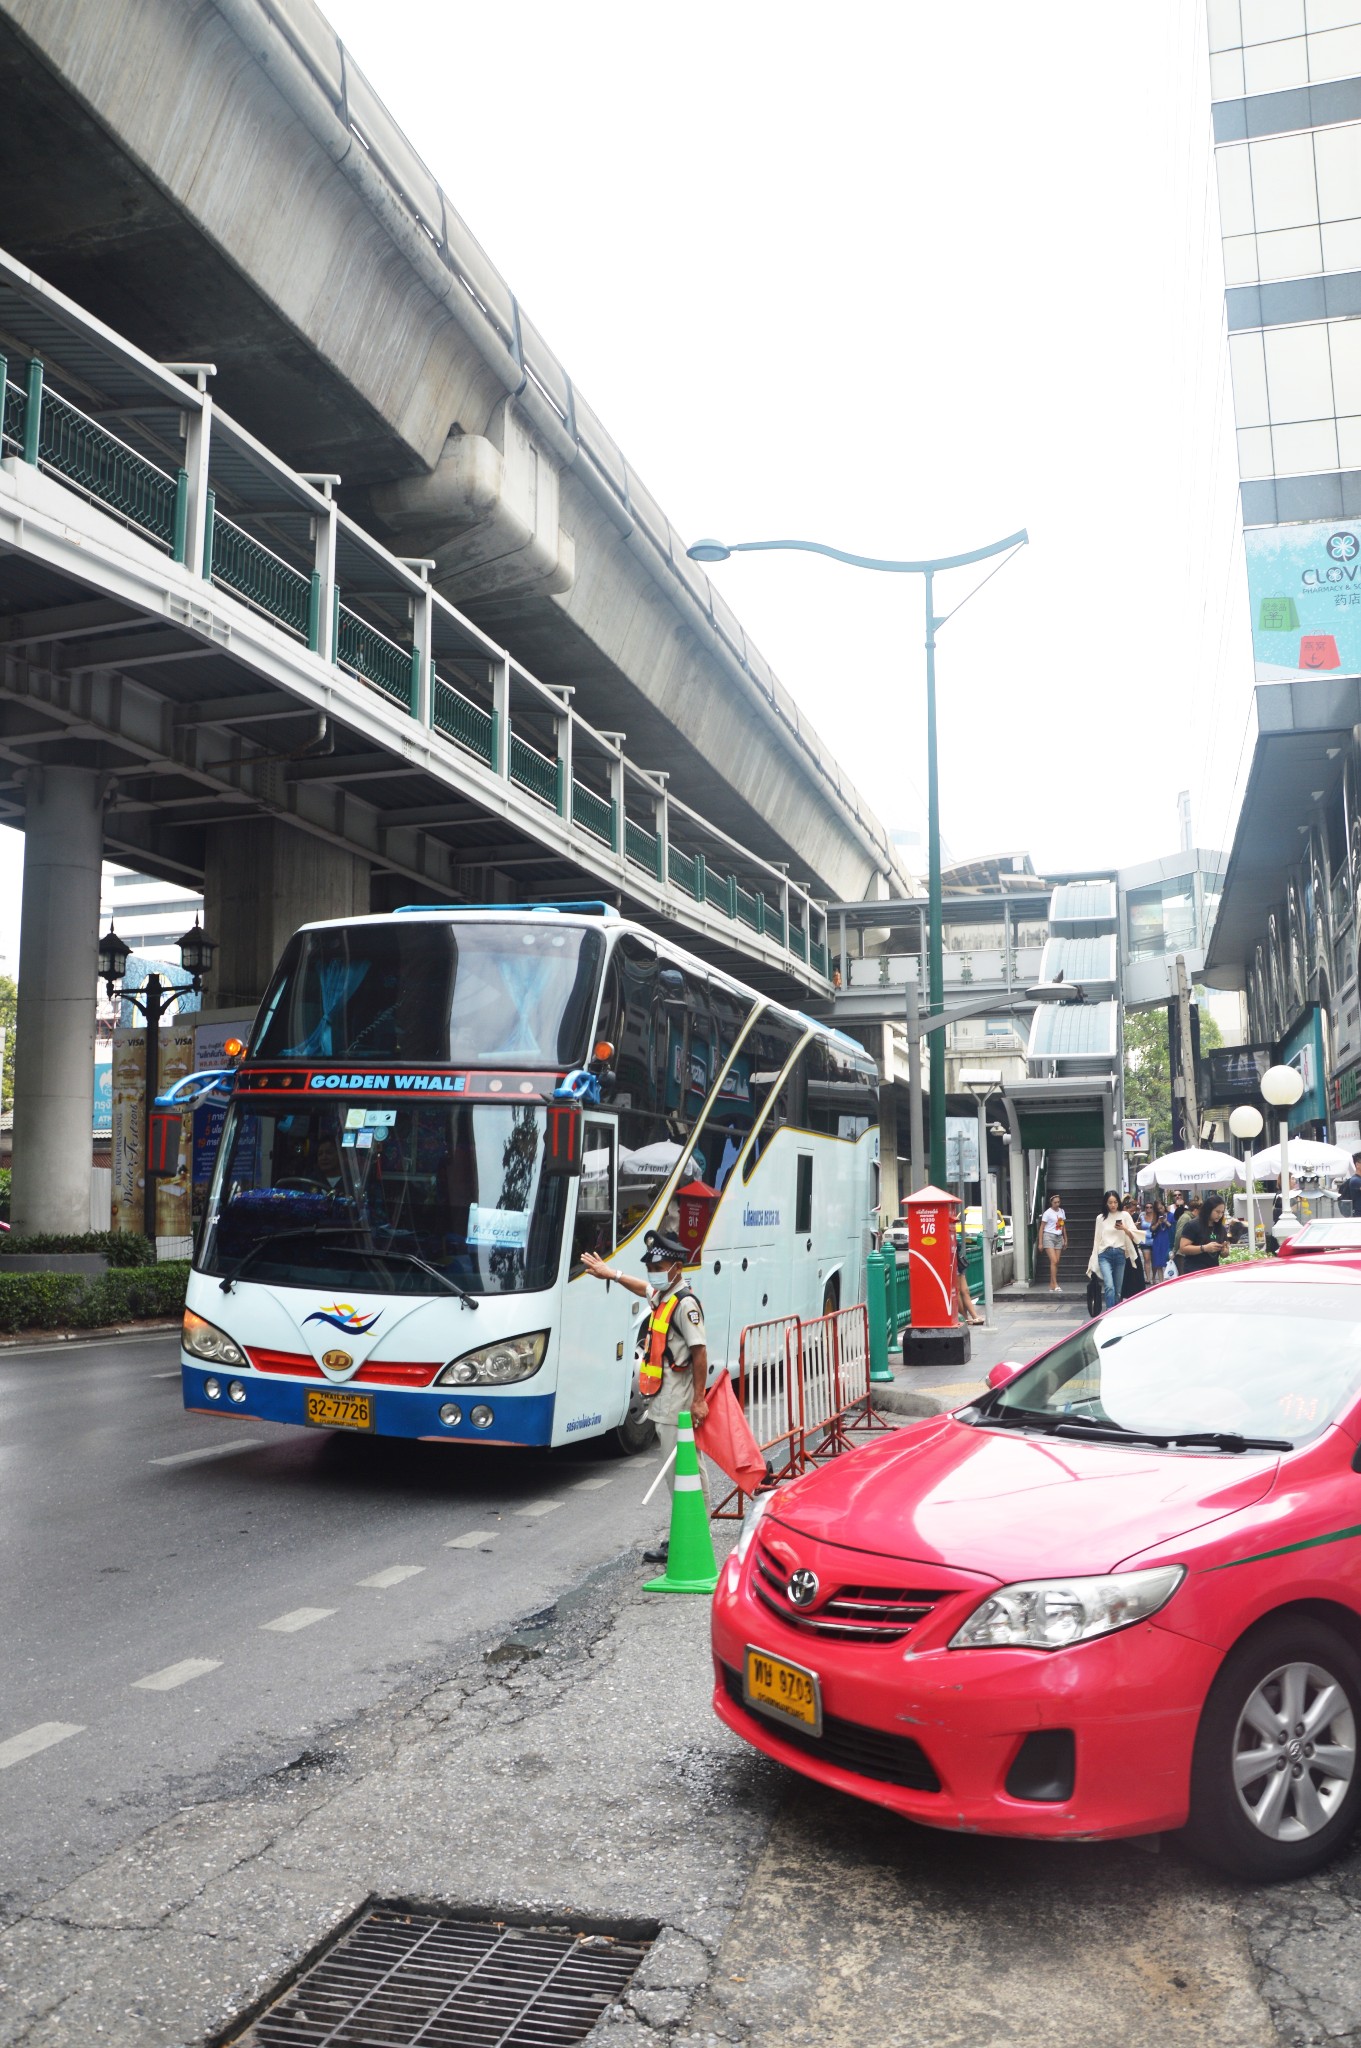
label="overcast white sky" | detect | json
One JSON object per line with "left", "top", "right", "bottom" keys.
{"left": 0, "top": 0, "right": 1250, "bottom": 970}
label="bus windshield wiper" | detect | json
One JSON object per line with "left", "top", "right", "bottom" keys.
{"left": 340, "top": 1242, "right": 478, "bottom": 1308}
{"left": 219, "top": 1226, "right": 477, "bottom": 1307}
{"left": 219, "top": 1225, "right": 370, "bottom": 1292}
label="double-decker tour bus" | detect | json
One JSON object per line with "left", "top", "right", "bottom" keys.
{"left": 179, "top": 904, "right": 879, "bottom": 1454}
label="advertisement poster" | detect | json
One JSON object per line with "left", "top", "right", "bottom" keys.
{"left": 93, "top": 1054, "right": 113, "bottom": 1134}
{"left": 944, "top": 1116, "right": 979, "bottom": 1182}
{"left": 1247, "top": 523, "right": 1361, "bottom": 680}
{"left": 111, "top": 1024, "right": 195, "bottom": 1240}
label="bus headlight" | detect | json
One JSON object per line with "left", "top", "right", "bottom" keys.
{"left": 182, "top": 1310, "right": 247, "bottom": 1369}
{"left": 435, "top": 1332, "right": 548, "bottom": 1386}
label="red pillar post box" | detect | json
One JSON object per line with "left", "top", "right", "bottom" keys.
{"left": 676, "top": 1178, "right": 720, "bottom": 1262}
{"left": 902, "top": 1184, "right": 970, "bottom": 1368}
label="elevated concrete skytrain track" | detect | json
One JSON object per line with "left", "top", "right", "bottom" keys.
{"left": 0, "top": 0, "right": 910, "bottom": 913}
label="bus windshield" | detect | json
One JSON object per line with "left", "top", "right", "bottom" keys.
{"left": 198, "top": 1098, "right": 568, "bottom": 1295}
{"left": 251, "top": 919, "right": 604, "bottom": 1069}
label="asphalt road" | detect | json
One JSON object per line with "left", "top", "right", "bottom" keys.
{"left": 0, "top": 1329, "right": 667, "bottom": 1921}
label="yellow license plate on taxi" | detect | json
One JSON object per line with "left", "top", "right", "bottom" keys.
{"left": 743, "top": 1647, "right": 822, "bottom": 1734}
{"left": 304, "top": 1388, "right": 374, "bottom": 1431}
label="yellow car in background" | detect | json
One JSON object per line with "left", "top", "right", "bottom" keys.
{"left": 963, "top": 1206, "right": 1012, "bottom": 1246}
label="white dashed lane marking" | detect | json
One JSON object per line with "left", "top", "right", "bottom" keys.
{"left": 149, "top": 1439, "right": 261, "bottom": 1466}
{"left": 444, "top": 1531, "right": 496, "bottom": 1549}
{"left": 571, "top": 1476, "right": 614, "bottom": 1491}
{"left": 132, "top": 1658, "right": 222, "bottom": 1692}
{"left": 356, "top": 1566, "right": 426, "bottom": 1589}
{"left": 0, "top": 1722, "right": 84, "bottom": 1770}
{"left": 516, "top": 1499, "right": 563, "bottom": 1518}
{"left": 260, "top": 1607, "right": 336, "bottom": 1633}
{"left": 150, "top": 1370, "right": 182, "bottom": 1379}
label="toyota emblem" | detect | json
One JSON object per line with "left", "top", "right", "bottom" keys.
{"left": 787, "top": 1568, "right": 819, "bottom": 1608}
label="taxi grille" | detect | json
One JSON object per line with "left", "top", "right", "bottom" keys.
{"left": 720, "top": 1665, "right": 940, "bottom": 1792}
{"left": 752, "top": 1542, "right": 942, "bottom": 1642}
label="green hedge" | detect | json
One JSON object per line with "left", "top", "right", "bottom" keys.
{"left": 0, "top": 1262, "right": 188, "bottom": 1333}
{"left": 0, "top": 1231, "right": 156, "bottom": 1266}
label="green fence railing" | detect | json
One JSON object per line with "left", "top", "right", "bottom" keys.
{"left": 209, "top": 510, "right": 312, "bottom": 638}
{"left": 431, "top": 674, "right": 494, "bottom": 763}
{"left": 624, "top": 816, "right": 660, "bottom": 876}
{"left": 734, "top": 881, "right": 761, "bottom": 929}
{"left": 509, "top": 733, "right": 559, "bottom": 808}
{"left": 1, "top": 364, "right": 26, "bottom": 454}
{"left": 572, "top": 781, "right": 614, "bottom": 845}
{"left": 669, "top": 845, "right": 701, "bottom": 898}
{"left": 336, "top": 606, "right": 416, "bottom": 709}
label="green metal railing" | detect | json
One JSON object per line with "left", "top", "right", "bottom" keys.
{"left": 209, "top": 509, "right": 311, "bottom": 638}
{"left": 337, "top": 605, "right": 415, "bottom": 709}
{"left": 510, "top": 733, "right": 559, "bottom": 808}
{"left": 432, "top": 674, "right": 494, "bottom": 762}
{"left": 0, "top": 341, "right": 834, "bottom": 985}
{"left": 625, "top": 816, "right": 661, "bottom": 876}
{"left": 669, "top": 845, "right": 701, "bottom": 898}
{"left": 572, "top": 781, "right": 614, "bottom": 845}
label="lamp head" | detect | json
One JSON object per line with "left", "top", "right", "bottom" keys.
{"left": 1024, "top": 979, "right": 1086, "bottom": 1004}
{"left": 687, "top": 538, "right": 732, "bottom": 564}
{"left": 1261, "top": 1063, "right": 1305, "bottom": 1109}
{"left": 1228, "top": 1104, "right": 1264, "bottom": 1140}
{"left": 176, "top": 919, "right": 216, "bottom": 991}
{"left": 97, "top": 924, "right": 132, "bottom": 993}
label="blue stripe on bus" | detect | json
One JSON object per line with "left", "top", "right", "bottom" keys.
{"left": 180, "top": 1364, "right": 557, "bottom": 1445}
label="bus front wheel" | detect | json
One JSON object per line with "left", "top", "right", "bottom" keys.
{"left": 610, "top": 1393, "right": 658, "bottom": 1457}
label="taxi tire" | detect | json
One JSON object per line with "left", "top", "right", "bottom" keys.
{"left": 1185, "top": 1615, "right": 1361, "bottom": 1881}
{"left": 608, "top": 1395, "right": 658, "bottom": 1457}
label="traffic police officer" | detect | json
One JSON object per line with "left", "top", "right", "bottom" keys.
{"left": 581, "top": 1228, "right": 712, "bottom": 1563}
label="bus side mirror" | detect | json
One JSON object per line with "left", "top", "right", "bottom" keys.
{"left": 542, "top": 1104, "right": 584, "bottom": 1176}
{"left": 986, "top": 1361, "right": 1022, "bottom": 1390}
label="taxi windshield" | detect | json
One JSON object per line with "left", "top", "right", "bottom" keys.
{"left": 198, "top": 1098, "right": 568, "bottom": 1295}
{"left": 981, "top": 1279, "right": 1361, "bottom": 1447}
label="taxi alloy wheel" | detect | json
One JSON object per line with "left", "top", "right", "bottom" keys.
{"left": 1187, "top": 1617, "right": 1361, "bottom": 1881}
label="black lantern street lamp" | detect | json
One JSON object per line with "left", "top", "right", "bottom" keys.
{"left": 99, "top": 919, "right": 217, "bottom": 1242}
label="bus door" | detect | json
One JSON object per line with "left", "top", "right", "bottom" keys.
{"left": 553, "top": 1115, "right": 635, "bottom": 1443}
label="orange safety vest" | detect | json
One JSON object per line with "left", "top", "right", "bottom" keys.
{"left": 639, "top": 1287, "right": 694, "bottom": 1398}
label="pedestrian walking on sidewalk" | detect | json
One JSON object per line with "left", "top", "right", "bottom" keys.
{"left": 1146, "top": 1201, "right": 1172, "bottom": 1281}
{"left": 581, "top": 1229, "right": 717, "bottom": 1567}
{"left": 1177, "top": 1194, "right": 1229, "bottom": 1273}
{"left": 1039, "top": 1192, "right": 1068, "bottom": 1293}
{"left": 1087, "top": 1190, "right": 1142, "bottom": 1311}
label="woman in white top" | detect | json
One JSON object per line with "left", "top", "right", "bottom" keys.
{"left": 1039, "top": 1193, "right": 1068, "bottom": 1293}
{"left": 1088, "top": 1190, "right": 1142, "bottom": 1311}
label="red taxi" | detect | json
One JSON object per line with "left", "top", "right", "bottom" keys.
{"left": 712, "top": 1257, "right": 1361, "bottom": 1879}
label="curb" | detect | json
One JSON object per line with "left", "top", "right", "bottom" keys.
{"left": 872, "top": 1382, "right": 953, "bottom": 1418}
{"left": 0, "top": 1316, "right": 182, "bottom": 1350}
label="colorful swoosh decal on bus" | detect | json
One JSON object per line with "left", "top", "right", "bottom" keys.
{"left": 303, "top": 1303, "right": 383, "bottom": 1335}
{"left": 1207, "top": 1522, "right": 1361, "bottom": 1571}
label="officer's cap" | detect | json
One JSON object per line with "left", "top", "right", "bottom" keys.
{"left": 643, "top": 1229, "right": 686, "bottom": 1266}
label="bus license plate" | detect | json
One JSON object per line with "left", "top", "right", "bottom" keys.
{"left": 744, "top": 1647, "right": 821, "bottom": 1734}
{"left": 304, "top": 1389, "right": 374, "bottom": 1431}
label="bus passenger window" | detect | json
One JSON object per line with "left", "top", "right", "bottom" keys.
{"left": 572, "top": 1120, "right": 617, "bottom": 1272}
{"left": 796, "top": 1154, "right": 813, "bottom": 1234}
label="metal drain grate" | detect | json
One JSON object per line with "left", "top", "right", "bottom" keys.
{"left": 242, "top": 1906, "right": 650, "bottom": 2047}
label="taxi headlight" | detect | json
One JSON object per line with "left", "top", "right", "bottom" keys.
{"left": 735, "top": 1489, "right": 776, "bottom": 1565}
{"left": 435, "top": 1331, "right": 548, "bottom": 1387}
{"left": 949, "top": 1566, "right": 1185, "bottom": 1651}
{"left": 182, "top": 1309, "right": 246, "bottom": 1370}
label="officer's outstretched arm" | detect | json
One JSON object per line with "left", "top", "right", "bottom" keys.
{"left": 580, "top": 1251, "right": 649, "bottom": 1299}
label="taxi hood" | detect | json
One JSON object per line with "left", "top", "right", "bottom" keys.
{"left": 767, "top": 1414, "right": 1279, "bottom": 1582}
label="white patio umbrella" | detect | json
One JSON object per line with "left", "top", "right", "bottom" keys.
{"left": 1138, "top": 1146, "right": 1241, "bottom": 1190}
{"left": 1241, "top": 1138, "right": 1355, "bottom": 1182}
{"left": 619, "top": 1139, "right": 684, "bottom": 1179}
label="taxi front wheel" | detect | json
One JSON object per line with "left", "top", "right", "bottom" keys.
{"left": 1185, "top": 1616, "right": 1361, "bottom": 1881}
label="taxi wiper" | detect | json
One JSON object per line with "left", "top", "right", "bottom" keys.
{"left": 1162, "top": 1431, "right": 1292, "bottom": 1453}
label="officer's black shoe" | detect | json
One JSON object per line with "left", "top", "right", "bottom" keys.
{"left": 642, "top": 1542, "right": 669, "bottom": 1566}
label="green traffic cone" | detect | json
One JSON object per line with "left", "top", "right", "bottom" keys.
{"left": 643, "top": 1411, "right": 719, "bottom": 1595}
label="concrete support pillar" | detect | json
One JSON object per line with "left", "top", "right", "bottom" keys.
{"left": 203, "top": 820, "right": 371, "bottom": 1011}
{"left": 11, "top": 767, "right": 104, "bottom": 1234}
{"left": 879, "top": 1082, "right": 899, "bottom": 1236}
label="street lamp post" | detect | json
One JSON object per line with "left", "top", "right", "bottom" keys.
{"left": 1261, "top": 1064, "right": 1305, "bottom": 1243}
{"left": 958, "top": 1067, "right": 1003, "bottom": 1325}
{"left": 1229, "top": 1102, "right": 1265, "bottom": 1249}
{"left": 687, "top": 528, "right": 1028, "bottom": 1186}
{"left": 98, "top": 919, "right": 216, "bottom": 1243}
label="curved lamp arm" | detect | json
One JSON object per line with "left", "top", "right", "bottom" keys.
{"left": 688, "top": 529, "right": 1028, "bottom": 574}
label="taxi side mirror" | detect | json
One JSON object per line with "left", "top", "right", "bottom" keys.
{"left": 987, "top": 1361, "right": 1022, "bottom": 1390}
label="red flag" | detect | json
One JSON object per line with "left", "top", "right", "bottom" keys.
{"left": 695, "top": 1372, "right": 768, "bottom": 1493}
